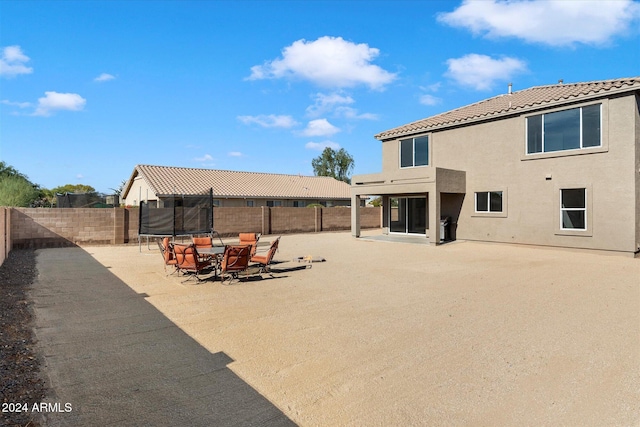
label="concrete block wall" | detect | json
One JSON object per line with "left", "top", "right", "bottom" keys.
{"left": 11, "top": 208, "right": 118, "bottom": 248}
{"left": 213, "top": 207, "right": 263, "bottom": 236}
{"left": 321, "top": 208, "right": 351, "bottom": 231}
{"left": 270, "top": 207, "right": 317, "bottom": 234}
{"left": 0, "top": 207, "right": 9, "bottom": 267}
{"left": 360, "top": 207, "right": 383, "bottom": 229}
{"left": 8, "top": 206, "right": 382, "bottom": 249}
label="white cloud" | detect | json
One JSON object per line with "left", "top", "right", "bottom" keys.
{"left": 300, "top": 119, "right": 340, "bottom": 137}
{"left": 247, "top": 36, "right": 397, "bottom": 89}
{"left": 305, "top": 140, "right": 341, "bottom": 151}
{"left": 1, "top": 99, "right": 32, "bottom": 108}
{"left": 237, "top": 114, "right": 298, "bottom": 128}
{"left": 194, "top": 154, "right": 214, "bottom": 162}
{"left": 228, "top": 151, "right": 243, "bottom": 157}
{"left": 334, "top": 106, "right": 378, "bottom": 120}
{"left": 306, "top": 92, "right": 377, "bottom": 120}
{"left": 306, "top": 92, "right": 354, "bottom": 117}
{"left": 419, "top": 94, "right": 441, "bottom": 106}
{"left": 438, "top": 0, "right": 640, "bottom": 46}
{"left": 0, "top": 45, "right": 33, "bottom": 77}
{"left": 445, "top": 54, "right": 527, "bottom": 91}
{"left": 33, "top": 91, "right": 86, "bottom": 117}
{"left": 94, "top": 73, "right": 115, "bottom": 82}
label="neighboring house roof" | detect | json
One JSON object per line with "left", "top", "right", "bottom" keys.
{"left": 376, "top": 77, "right": 640, "bottom": 141}
{"left": 123, "top": 164, "right": 351, "bottom": 199}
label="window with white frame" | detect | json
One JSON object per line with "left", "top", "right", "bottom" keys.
{"left": 527, "top": 104, "right": 601, "bottom": 154}
{"left": 475, "top": 191, "right": 503, "bottom": 213}
{"left": 560, "top": 188, "right": 586, "bottom": 230}
{"left": 267, "top": 200, "right": 282, "bottom": 207}
{"left": 246, "top": 200, "right": 254, "bottom": 207}
{"left": 400, "top": 135, "right": 429, "bottom": 168}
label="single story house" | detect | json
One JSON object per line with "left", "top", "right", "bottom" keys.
{"left": 351, "top": 77, "right": 640, "bottom": 256}
{"left": 123, "top": 164, "right": 353, "bottom": 208}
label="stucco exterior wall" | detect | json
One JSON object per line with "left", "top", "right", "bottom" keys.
{"left": 123, "top": 176, "right": 155, "bottom": 206}
{"left": 354, "top": 93, "right": 639, "bottom": 254}
{"left": 430, "top": 95, "right": 636, "bottom": 253}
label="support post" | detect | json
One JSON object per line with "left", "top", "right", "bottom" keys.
{"left": 351, "top": 194, "right": 361, "bottom": 237}
{"left": 428, "top": 191, "right": 441, "bottom": 245}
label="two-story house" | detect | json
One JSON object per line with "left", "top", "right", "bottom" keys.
{"left": 351, "top": 77, "right": 640, "bottom": 256}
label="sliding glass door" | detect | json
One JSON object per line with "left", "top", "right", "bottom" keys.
{"left": 389, "top": 196, "right": 426, "bottom": 234}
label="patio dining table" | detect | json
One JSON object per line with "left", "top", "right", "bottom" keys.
{"left": 196, "top": 246, "right": 226, "bottom": 280}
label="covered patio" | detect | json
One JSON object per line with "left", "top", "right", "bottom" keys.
{"left": 351, "top": 167, "right": 466, "bottom": 244}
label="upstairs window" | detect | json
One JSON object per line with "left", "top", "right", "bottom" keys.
{"left": 527, "top": 104, "right": 601, "bottom": 154}
{"left": 400, "top": 136, "right": 429, "bottom": 168}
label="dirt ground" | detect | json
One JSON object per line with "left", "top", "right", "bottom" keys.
{"left": 83, "top": 231, "right": 639, "bottom": 426}
{"left": 0, "top": 249, "right": 46, "bottom": 427}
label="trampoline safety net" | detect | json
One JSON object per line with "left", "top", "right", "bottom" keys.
{"left": 139, "top": 190, "right": 213, "bottom": 236}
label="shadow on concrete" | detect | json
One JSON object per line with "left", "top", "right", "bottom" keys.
{"left": 11, "top": 210, "right": 79, "bottom": 249}
{"left": 31, "top": 247, "right": 297, "bottom": 427}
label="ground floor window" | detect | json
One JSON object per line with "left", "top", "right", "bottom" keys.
{"left": 267, "top": 200, "right": 282, "bottom": 207}
{"left": 475, "top": 191, "right": 503, "bottom": 213}
{"left": 560, "top": 188, "right": 586, "bottom": 230}
{"left": 389, "top": 196, "right": 426, "bottom": 234}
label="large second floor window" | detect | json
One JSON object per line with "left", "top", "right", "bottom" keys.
{"left": 400, "top": 136, "right": 429, "bottom": 168}
{"left": 527, "top": 104, "right": 601, "bottom": 154}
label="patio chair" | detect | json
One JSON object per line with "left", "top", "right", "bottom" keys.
{"left": 239, "top": 233, "right": 260, "bottom": 258}
{"left": 173, "top": 244, "right": 212, "bottom": 283}
{"left": 219, "top": 244, "right": 252, "bottom": 284}
{"left": 250, "top": 236, "right": 280, "bottom": 274}
{"left": 158, "top": 237, "right": 178, "bottom": 274}
{"left": 192, "top": 236, "right": 213, "bottom": 249}
{"left": 192, "top": 236, "right": 214, "bottom": 262}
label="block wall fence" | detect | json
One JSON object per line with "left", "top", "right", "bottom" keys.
{"left": 1, "top": 208, "right": 10, "bottom": 267}
{"left": 2, "top": 207, "right": 382, "bottom": 256}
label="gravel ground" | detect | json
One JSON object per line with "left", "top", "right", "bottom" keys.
{"left": 0, "top": 249, "right": 46, "bottom": 427}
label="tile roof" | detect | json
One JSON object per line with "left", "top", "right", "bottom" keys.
{"left": 129, "top": 164, "right": 351, "bottom": 199}
{"left": 376, "top": 77, "right": 640, "bottom": 141}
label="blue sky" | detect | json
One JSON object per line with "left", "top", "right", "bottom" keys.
{"left": 1, "top": 0, "right": 639, "bottom": 193}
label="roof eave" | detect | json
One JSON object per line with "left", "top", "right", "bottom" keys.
{"left": 375, "top": 84, "right": 640, "bottom": 142}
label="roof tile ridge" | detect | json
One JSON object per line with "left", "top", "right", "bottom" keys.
{"left": 139, "top": 164, "right": 330, "bottom": 179}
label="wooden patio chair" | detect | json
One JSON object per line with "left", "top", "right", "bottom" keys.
{"left": 239, "top": 233, "right": 261, "bottom": 258}
{"left": 219, "top": 244, "right": 252, "bottom": 284}
{"left": 173, "top": 243, "right": 212, "bottom": 283}
{"left": 250, "top": 236, "right": 280, "bottom": 274}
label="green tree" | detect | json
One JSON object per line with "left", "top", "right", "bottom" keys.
{"left": 110, "top": 179, "right": 127, "bottom": 196}
{"left": 311, "top": 147, "right": 354, "bottom": 184}
{"left": 0, "top": 175, "right": 40, "bottom": 207}
{"left": 50, "top": 184, "right": 97, "bottom": 194}
{"left": 0, "top": 161, "right": 28, "bottom": 180}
